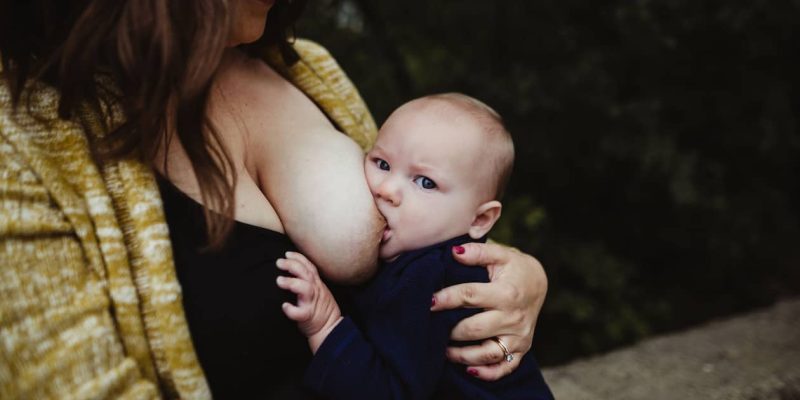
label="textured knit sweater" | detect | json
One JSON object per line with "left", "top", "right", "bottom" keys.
{"left": 0, "top": 39, "right": 376, "bottom": 399}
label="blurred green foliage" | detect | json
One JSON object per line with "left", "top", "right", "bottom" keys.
{"left": 298, "top": 0, "right": 800, "bottom": 365}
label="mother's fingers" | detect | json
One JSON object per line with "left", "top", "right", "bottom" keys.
{"left": 450, "top": 309, "right": 502, "bottom": 341}
{"left": 448, "top": 337, "right": 523, "bottom": 381}
{"left": 446, "top": 338, "right": 507, "bottom": 366}
{"left": 432, "top": 281, "right": 514, "bottom": 312}
{"left": 450, "top": 310, "right": 530, "bottom": 346}
{"left": 432, "top": 282, "right": 487, "bottom": 311}
{"left": 466, "top": 356, "right": 520, "bottom": 381}
{"left": 452, "top": 242, "right": 513, "bottom": 267}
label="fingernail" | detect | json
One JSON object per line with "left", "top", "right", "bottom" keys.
{"left": 453, "top": 245, "right": 465, "bottom": 255}
{"left": 467, "top": 368, "right": 479, "bottom": 376}
{"left": 431, "top": 296, "right": 436, "bottom": 307}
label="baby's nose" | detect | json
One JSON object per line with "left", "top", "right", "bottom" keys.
{"left": 377, "top": 179, "right": 401, "bottom": 206}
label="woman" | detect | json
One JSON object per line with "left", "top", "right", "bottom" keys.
{"left": 0, "top": 0, "right": 547, "bottom": 398}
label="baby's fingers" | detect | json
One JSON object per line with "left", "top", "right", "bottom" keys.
{"left": 285, "top": 251, "right": 311, "bottom": 265}
{"left": 281, "top": 302, "right": 312, "bottom": 322}
{"left": 276, "top": 276, "right": 312, "bottom": 299}
{"left": 285, "top": 252, "right": 320, "bottom": 277}
{"left": 276, "top": 257, "right": 312, "bottom": 281}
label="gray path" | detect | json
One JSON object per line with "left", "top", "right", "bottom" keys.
{"left": 542, "top": 297, "right": 800, "bottom": 400}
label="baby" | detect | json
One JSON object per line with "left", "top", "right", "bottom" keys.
{"left": 277, "top": 93, "right": 553, "bottom": 399}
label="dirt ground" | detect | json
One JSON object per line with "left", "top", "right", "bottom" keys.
{"left": 542, "top": 297, "right": 800, "bottom": 400}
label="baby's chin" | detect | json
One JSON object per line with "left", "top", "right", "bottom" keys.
{"left": 380, "top": 253, "right": 400, "bottom": 262}
{"left": 378, "top": 244, "right": 402, "bottom": 263}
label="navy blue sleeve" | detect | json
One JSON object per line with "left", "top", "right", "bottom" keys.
{"left": 304, "top": 252, "right": 451, "bottom": 400}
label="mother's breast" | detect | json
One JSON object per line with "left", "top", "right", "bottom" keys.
{"left": 218, "top": 52, "right": 383, "bottom": 283}
{"left": 254, "top": 124, "right": 383, "bottom": 284}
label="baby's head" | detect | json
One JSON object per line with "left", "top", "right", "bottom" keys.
{"left": 366, "top": 93, "right": 514, "bottom": 261}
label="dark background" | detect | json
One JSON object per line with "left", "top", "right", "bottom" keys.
{"left": 297, "top": 0, "right": 800, "bottom": 366}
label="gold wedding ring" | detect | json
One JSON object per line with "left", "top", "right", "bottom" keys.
{"left": 493, "top": 337, "right": 514, "bottom": 363}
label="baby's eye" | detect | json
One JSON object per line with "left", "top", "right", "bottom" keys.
{"left": 413, "top": 176, "right": 437, "bottom": 190}
{"left": 375, "top": 158, "right": 390, "bottom": 171}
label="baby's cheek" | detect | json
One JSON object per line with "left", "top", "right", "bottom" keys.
{"left": 407, "top": 207, "right": 443, "bottom": 239}
{"left": 404, "top": 203, "right": 430, "bottom": 227}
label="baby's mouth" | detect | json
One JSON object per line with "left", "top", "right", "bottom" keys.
{"left": 381, "top": 227, "right": 392, "bottom": 243}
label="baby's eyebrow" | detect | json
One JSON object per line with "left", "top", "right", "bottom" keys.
{"left": 369, "top": 144, "right": 388, "bottom": 155}
{"left": 411, "top": 161, "right": 437, "bottom": 174}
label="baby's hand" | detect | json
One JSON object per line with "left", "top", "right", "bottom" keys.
{"left": 276, "top": 251, "right": 343, "bottom": 353}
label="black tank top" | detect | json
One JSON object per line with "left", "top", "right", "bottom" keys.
{"left": 157, "top": 174, "right": 314, "bottom": 399}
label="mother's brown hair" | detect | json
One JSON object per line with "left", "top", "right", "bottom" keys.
{"left": 0, "top": 0, "right": 307, "bottom": 248}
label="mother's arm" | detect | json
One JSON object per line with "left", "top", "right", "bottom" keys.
{"left": 432, "top": 242, "right": 548, "bottom": 381}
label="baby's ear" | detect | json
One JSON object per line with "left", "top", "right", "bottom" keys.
{"left": 469, "top": 200, "right": 502, "bottom": 239}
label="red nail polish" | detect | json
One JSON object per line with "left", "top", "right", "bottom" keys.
{"left": 467, "top": 368, "right": 479, "bottom": 376}
{"left": 431, "top": 296, "right": 436, "bottom": 307}
{"left": 453, "top": 245, "right": 465, "bottom": 255}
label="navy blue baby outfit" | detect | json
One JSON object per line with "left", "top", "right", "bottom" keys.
{"left": 304, "top": 235, "right": 554, "bottom": 399}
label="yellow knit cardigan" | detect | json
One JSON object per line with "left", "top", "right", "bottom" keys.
{"left": 0, "top": 40, "right": 376, "bottom": 399}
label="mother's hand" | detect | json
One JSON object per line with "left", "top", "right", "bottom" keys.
{"left": 430, "top": 242, "right": 547, "bottom": 381}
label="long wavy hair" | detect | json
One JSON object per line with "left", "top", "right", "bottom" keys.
{"left": 0, "top": 0, "right": 308, "bottom": 248}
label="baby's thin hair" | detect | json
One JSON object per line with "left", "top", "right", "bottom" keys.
{"left": 423, "top": 93, "right": 515, "bottom": 200}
